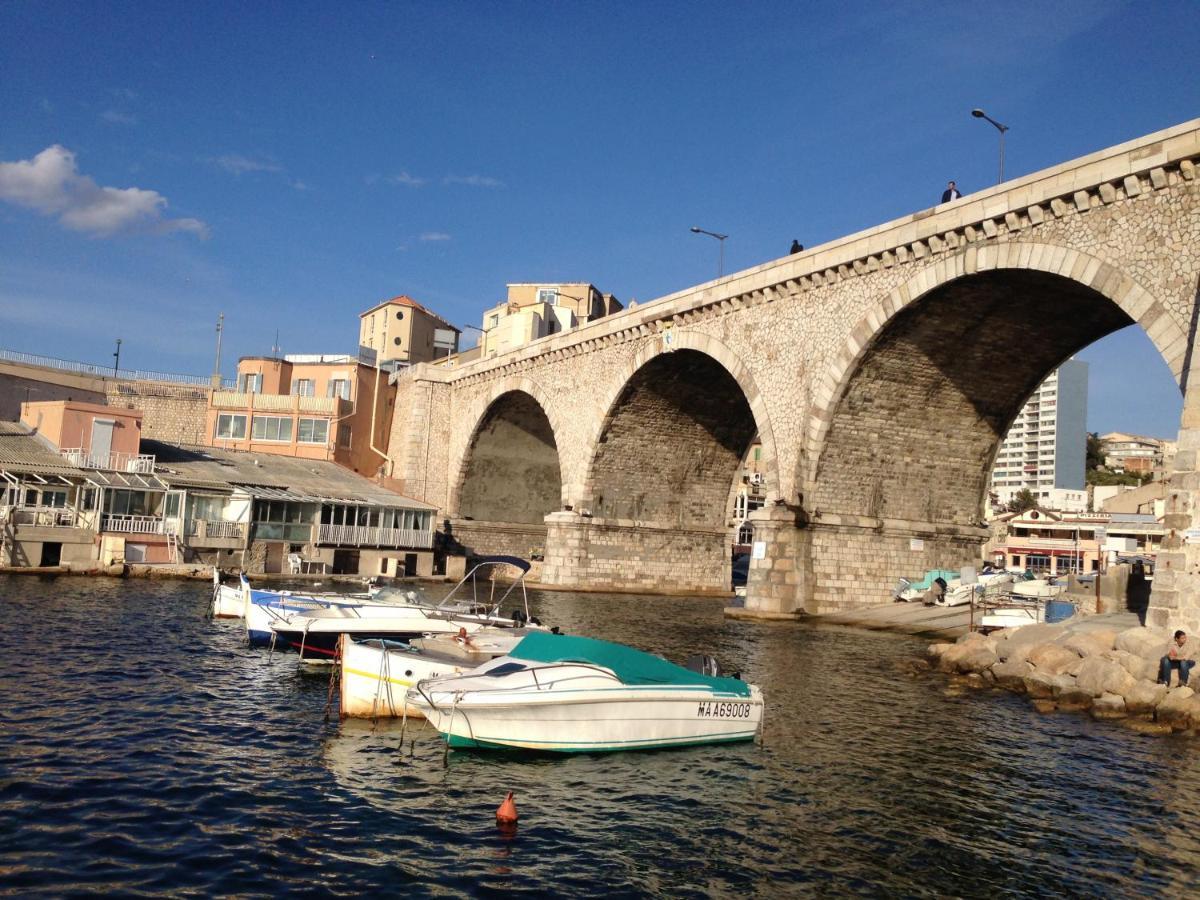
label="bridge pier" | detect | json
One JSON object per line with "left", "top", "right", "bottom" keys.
{"left": 445, "top": 517, "right": 547, "bottom": 561}
{"left": 1149, "top": 374, "right": 1200, "bottom": 635}
{"left": 541, "top": 511, "right": 729, "bottom": 594}
{"left": 735, "top": 506, "right": 989, "bottom": 618}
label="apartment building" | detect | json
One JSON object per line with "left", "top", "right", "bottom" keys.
{"left": 478, "top": 283, "right": 622, "bottom": 357}
{"left": 989, "top": 359, "right": 1088, "bottom": 509}
{"left": 988, "top": 507, "right": 1163, "bottom": 575}
{"left": 358, "top": 295, "right": 460, "bottom": 367}
{"left": 205, "top": 354, "right": 394, "bottom": 476}
{"left": 1099, "top": 431, "right": 1174, "bottom": 475}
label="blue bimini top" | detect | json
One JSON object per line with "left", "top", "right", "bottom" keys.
{"left": 509, "top": 632, "right": 751, "bottom": 697}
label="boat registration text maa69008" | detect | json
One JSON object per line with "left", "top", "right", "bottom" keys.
{"left": 697, "top": 700, "right": 754, "bottom": 718}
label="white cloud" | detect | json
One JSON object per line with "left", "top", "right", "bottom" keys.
{"left": 387, "top": 171, "right": 427, "bottom": 187}
{"left": 419, "top": 231, "right": 451, "bottom": 242}
{"left": 444, "top": 174, "right": 504, "bottom": 188}
{"left": 211, "top": 154, "right": 283, "bottom": 175}
{"left": 101, "top": 109, "right": 138, "bottom": 125}
{"left": 0, "top": 145, "right": 208, "bottom": 238}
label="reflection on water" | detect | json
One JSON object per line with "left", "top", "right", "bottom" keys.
{"left": 2, "top": 575, "right": 1198, "bottom": 895}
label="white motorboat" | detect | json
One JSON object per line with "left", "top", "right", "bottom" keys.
{"left": 1011, "top": 578, "right": 1065, "bottom": 599}
{"left": 407, "top": 632, "right": 763, "bottom": 753}
{"left": 977, "top": 600, "right": 1046, "bottom": 630}
{"left": 338, "top": 628, "right": 535, "bottom": 718}
{"left": 269, "top": 556, "right": 544, "bottom": 665}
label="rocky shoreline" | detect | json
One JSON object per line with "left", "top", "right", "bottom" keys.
{"left": 925, "top": 619, "right": 1200, "bottom": 735}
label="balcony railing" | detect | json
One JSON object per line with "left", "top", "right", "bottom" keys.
{"left": 101, "top": 514, "right": 165, "bottom": 534}
{"left": 317, "top": 524, "right": 434, "bottom": 548}
{"left": 61, "top": 449, "right": 156, "bottom": 473}
{"left": 2, "top": 506, "right": 80, "bottom": 528}
{"left": 210, "top": 392, "right": 346, "bottom": 415}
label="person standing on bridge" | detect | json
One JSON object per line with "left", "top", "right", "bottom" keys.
{"left": 941, "top": 181, "right": 962, "bottom": 203}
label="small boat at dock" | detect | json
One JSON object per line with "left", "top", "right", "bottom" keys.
{"left": 407, "top": 632, "right": 763, "bottom": 753}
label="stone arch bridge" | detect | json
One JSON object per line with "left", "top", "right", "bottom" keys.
{"left": 387, "top": 119, "right": 1200, "bottom": 631}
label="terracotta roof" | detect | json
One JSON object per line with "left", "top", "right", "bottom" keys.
{"left": 359, "top": 295, "right": 460, "bottom": 331}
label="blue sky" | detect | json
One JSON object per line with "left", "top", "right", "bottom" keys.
{"left": 1, "top": 0, "right": 1197, "bottom": 437}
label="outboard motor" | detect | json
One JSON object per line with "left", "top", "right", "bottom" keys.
{"left": 685, "top": 654, "right": 724, "bottom": 677}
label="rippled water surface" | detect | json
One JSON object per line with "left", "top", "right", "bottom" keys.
{"left": 3, "top": 575, "right": 1199, "bottom": 896}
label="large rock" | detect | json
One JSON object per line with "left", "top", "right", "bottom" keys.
{"left": 996, "top": 623, "right": 1066, "bottom": 664}
{"left": 1024, "top": 671, "right": 1073, "bottom": 699}
{"left": 935, "top": 641, "right": 998, "bottom": 674}
{"left": 1062, "top": 629, "right": 1118, "bottom": 658}
{"left": 1114, "top": 627, "right": 1171, "bottom": 662}
{"left": 1107, "top": 649, "right": 1158, "bottom": 684}
{"left": 1074, "top": 657, "right": 1136, "bottom": 698}
{"left": 928, "top": 643, "right": 954, "bottom": 660}
{"left": 1027, "top": 643, "right": 1080, "bottom": 675}
{"left": 1155, "top": 689, "right": 1200, "bottom": 731}
{"left": 991, "top": 659, "right": 1033, "bottom": 691}
{"left": 1091, "top": 692, "right": 1127, "bottom": 719}
{"left": 1124, "top": 681, "right": 1169, "bottom": 715}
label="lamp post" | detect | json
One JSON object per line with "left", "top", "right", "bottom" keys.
{"left": 112, "top": 338, "right": 122, "bottom": 377}
{"left": 213, "top": 313, "right": 224, "bottom": 385}
{"left": 690, "top": 226, "right": 728, "bottom": 278}
{"left": 461, "top": 323, "right": 492, "bottom": 355}
{"left": 972, "top": 108, "right": 1010, "bottom": 185}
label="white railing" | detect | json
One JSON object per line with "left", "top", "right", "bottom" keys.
{"left": 101, "top": 514, "right": 164, "bottom": 535}
{"left": 0, "top": 347, "right": 231, "bottom": 388}
{"left": 210, "top": 392, "right": 342, "bottom": 415}
{"left": 201, "top": 520, "right": 246, "bottom": 540}
{"left": 61, "top": 449, "right": 156, "bottom": 473}
{"left": 317, "top": 524, "right": 434, "bottom": 548}
{"left": 4, "top": 506, "right": 79, "bottom": 528}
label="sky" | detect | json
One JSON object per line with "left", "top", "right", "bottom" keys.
{"left": 1, "top": 0, "right": 1197, "bottom": 438}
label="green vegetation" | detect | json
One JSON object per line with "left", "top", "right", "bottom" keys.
{"left": 1006, "top": 488, "right": 1037, "bottom": 513}
{"left": 1085, "top": 431, "right": 1153, "bottom": 486}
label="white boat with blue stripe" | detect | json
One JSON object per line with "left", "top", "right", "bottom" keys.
{"left": 407, "top": 633, "right": 763, "bottom": 753}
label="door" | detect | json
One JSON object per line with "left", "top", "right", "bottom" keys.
{"left": 91, "top": 419, "right": 115, "bottom": 466}
{"left": 163, "top": 491, "right": 185, "bottom": 535}
{"left": 40, "top": 542, "right": 62, "bottom": 566}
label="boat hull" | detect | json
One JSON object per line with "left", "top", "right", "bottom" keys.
{"left": 212, "top": 584, "right": 247, "bottom": 618}
{"left": 339, "top": 638, "right": 469, "bottom": 718}
{"left": 414, "top": 688, "right": 764, "bottom": 753}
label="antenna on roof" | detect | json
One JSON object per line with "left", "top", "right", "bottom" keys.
{"left": 272, "top": 330, "right": 281, "bottom": 359}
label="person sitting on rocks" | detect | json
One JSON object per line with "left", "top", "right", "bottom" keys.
{"left": 1158, "top": 630, "right": 1195, "bottom": 687}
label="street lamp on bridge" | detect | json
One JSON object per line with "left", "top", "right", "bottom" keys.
{"left": 972, "top": 108, "right": 1010, "bottom": 185}
{"left": 690, "top": 226, "right": 728, "bottom": 279}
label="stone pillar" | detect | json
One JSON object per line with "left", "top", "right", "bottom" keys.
{"left": 1149, "top": 382, "right": 1200, "bottom": 635}
{"left": 541, "top": 511, "right": 729, "bottom": 594}
{"left": 731, "top": 504, "right": 812, "bottom": 619}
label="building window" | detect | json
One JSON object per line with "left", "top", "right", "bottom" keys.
{"left": 251, "top": 415, "right": 293, "bottom": 442}
{"left": 338, "top": 424, "right": 352, "bottom": 448}
{"left": 216, "top": 413, "right": 247, "bottom": 440}
{"left": 393, "top": 337, "right": 402, "bottom": 346}
{"left": 537, "top": 288, "right": 558, "bottom": 305}
{"left": 488, "top": 314, "right": 500, "bottom": 328}
{"left": 292, "top": 378, "right": 315, "bottom": 397}
{"left": 395, "top": 310, "right": 404, "bottom": 320}
{"left": 327, "top": 379, "right": 351, "bottom": 400}
{"left": 298, "top": 418, "right": 329, "bottom": 444}
{"left": 238, "top": 373, "right": 263, "bottom": 393}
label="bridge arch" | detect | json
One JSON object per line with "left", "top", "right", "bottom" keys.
{"left": 580, "top": 332, "right": 779, "bottom": 526}
{"left": 451, "top": 376, "right": 564, "bottom": 525}
{"left": 799, "top": 242, "right": 1182, "bottom": 608}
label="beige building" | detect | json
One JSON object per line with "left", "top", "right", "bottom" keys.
{"left": 359, "top": 295, "right": 460, "bottom": 367}
{"left": 477, "top": 283, "right": 621, "bottom": 358}
{"left": 1099, "top": 431, "right": 1175, "bottom": 476}
{"left": 206, "top": 354, "right": 395, "bottom": 477}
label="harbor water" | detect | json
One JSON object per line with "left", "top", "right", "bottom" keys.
{"left": 2, "top": 575, "right": 1198, "bottom": 896}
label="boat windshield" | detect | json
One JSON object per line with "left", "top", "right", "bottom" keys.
{"left": 436, "top": 556, "right": 532, "bottom": 622}
{"left": 509, "top": 633, "right": 751, "bottom": 696}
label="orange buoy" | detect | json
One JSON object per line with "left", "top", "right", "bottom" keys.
{"left": 496, "top": 791, "right": 518, "bottom": 825}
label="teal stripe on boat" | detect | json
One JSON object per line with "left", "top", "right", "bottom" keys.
{"left": 445, "top": 731, "right": 757, "bottom": 752}
{"left": 508, "top": 632, "right": 751, "bottom": 697}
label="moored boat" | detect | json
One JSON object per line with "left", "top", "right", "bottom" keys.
{"left": 269, "top": 556, "right": 543, "bottom": 665}
{"left": 338, "top": 628, "right": 535, "bottom": 718}
{"left": 407, "top": 632, "right": 763, "bottom": 753}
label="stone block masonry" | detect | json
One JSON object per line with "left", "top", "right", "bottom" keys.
{"left": 105, "top": 381, "right": 211, "bottom": 444}
{"left": 386, "top": 119, "right": 1200, "bottom": 623}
